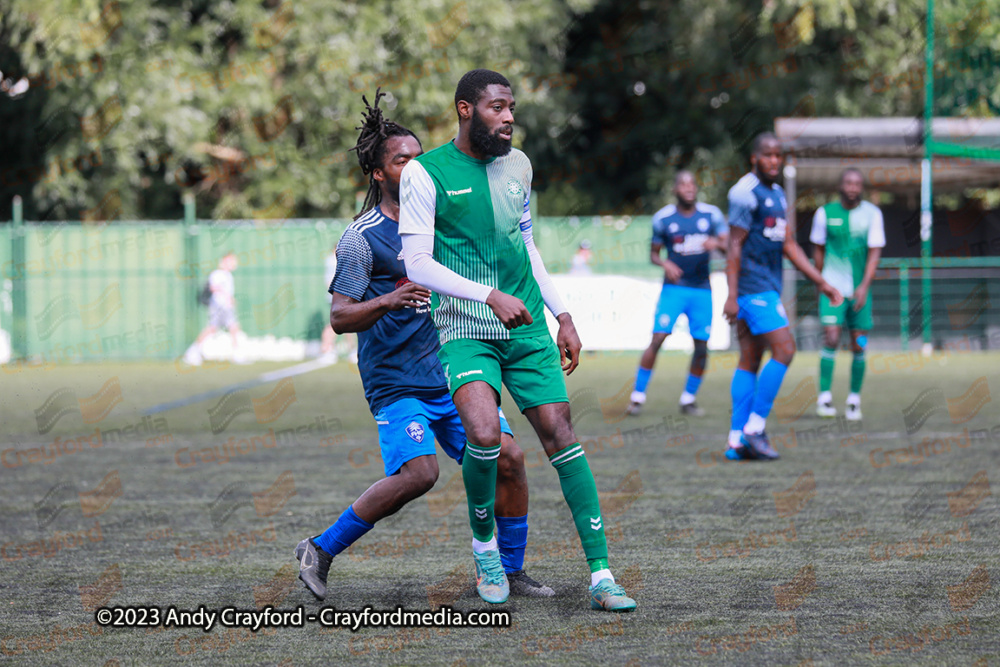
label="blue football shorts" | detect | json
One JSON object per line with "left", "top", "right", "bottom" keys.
{"left": 736, "top": 290, "right": 790, "bottom": 336}
{"left": 653, "top": 284, "right": 713, "bottom": 341}
{"left": 373, "top": 393, "right": 513, "bottom": 476}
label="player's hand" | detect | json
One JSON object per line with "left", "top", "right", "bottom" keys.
{"left": 663, "top": 261, "right": 683, "bottom": 284}
{"left": 703, "top": 237, "right": 722, "bottom": 252}
{"left": 384, "top": 282, "right": 432, "bottom": 311}
{"left": 556, "top": 313, "right": 582, "bottom": 375}
{"left": 723, "top": 295, "right": 739, "bottom": 324}
{"left": 852, "top": 285, "right": 868, "bottom": 311}
{"left": 821, "top": 282, "right": 844, "bottom": 307}
{"left": 486, "top": 290, "right": 533, "bottom": 329}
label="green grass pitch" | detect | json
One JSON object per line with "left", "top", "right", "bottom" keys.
{"left": 1, "top": 351, "right": 998, "bottom": 665}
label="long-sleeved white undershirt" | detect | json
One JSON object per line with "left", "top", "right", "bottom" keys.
{"left": 399, "top": 159, "right": 568, "bottom": 317}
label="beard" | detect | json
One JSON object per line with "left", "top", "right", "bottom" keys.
{"left": 469, "top": 109, "right": 512, "bottom": 157}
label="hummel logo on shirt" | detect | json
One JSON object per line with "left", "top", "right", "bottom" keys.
{"left": 446, "top": 187, "right": 472, "bottom": 196}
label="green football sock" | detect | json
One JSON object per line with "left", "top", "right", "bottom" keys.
{"left": 463, "top": 441, "right": 500, "bottom": 543}
{"left": 549, "top": 444, "right": 608, "bottom": 571}
{"left": 819, "top": 346, "right": 836, "bottom": 393}
{"left": 850, "top": 351, "right": 866, "bottom": 394}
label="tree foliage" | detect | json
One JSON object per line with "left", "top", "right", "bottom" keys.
{"left": 1, "top": 0, "right": 995, "bottom": 220}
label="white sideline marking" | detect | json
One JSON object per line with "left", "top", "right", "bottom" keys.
{"left": 142, "top": 358, "right": 336, "bottom": 415}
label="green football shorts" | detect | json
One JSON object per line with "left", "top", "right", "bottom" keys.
{"left": 437, "top": 335, "right": 569, "bottom": 412}
{"left": 819, "top": 293, "right": 873, "bottom": 331}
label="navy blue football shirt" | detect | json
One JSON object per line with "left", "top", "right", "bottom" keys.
{"left": 330, "top": 205, "right": 448, "bottom": 412}
{"left": 651, "top": 202, "right": 727, "bottom": 290}
{"left": 727, "top": 173, "right": 788, "bottom": 296}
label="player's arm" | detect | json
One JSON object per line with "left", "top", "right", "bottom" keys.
{"left": 723, "top": 227, "right": 746, "bottom": 324}
{"left": 703, "top": 204, "right": 729, "bottom": 254}
{"left": 853, "top": 206, "right": 886, "bottom": 311}
{"left": 649, "top": 242, "right": 664, "bottom": 265}
{"left": 852, "top": 247, "right": 881, "bottom": 311}
{"left": 520, "top": 199, "right": 580, "bottom": 374}
{"left": 704, "top": 233, "right": 728, "bottom": 254}
{"left": 723, "top": 190, "right": 755, "bottom": 323}
{"left": 650, "top": 217, "right": 683, "bottom": 282}
{"left": 812, "top": 243, "right": 825, "bottom": 272}
{"left": 330, "top": 287, "right": 432, "bottom": 334}
{"left": 399, "top": 160, "right": 532, "bottom": 329}
{"left": 328, "top": 229, "right": 431, "bottom": 334}
{"left": 651, "top": 242, "right": 683, "bottom": 283}
{"left": 785, "top": 210, "right": 842, "bottom": 306}
{"left": 809, "top": 206, "right": 826, "bottom": 272}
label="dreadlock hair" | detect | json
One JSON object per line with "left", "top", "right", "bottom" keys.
{"left": 350, "top": 88, "right": 418, "bottom": 220}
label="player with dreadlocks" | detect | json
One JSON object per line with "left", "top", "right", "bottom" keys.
{"left": 295, "top": 89, "right": 553, "bottom": 601}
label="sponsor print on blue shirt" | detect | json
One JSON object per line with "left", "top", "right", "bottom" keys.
{"left": 331, "top": 205, "right": 511, "bottom": 476}
{"left": 651, "top": 202, "right": 728, "bottom": 290}
{"left": 727, "top": 174, "right": 790, "bottom": 335}
{"left": 331, "top": 205, "right": 449, "bottom": 413}
{"left": 650, "top": 203, "right": 725, "bottom": 340}
{"left": 727, "top": 173, "right": 787, "bottom": 297}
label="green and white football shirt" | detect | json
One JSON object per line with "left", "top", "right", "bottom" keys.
{"left": 810, "top": 200, "right": 885, "bottom": 297}
{"left": 398, "top": 141, "right": 546, "bottom": 344}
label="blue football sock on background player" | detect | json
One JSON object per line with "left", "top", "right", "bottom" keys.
{"left": 683, "top": 374, "right": 702, "bottom": 397}
{"left": 730, "top": 369, "right": 756, "bottom": 439}
{"left": 495, "top": 514, "right": 528, "bottom": 573}
{"left": 634, "top": 367, "right": 653, "bottom": 394}
{"left": 315, "top": 506, "right": 374, "bottom": 556}
{"left": 744, "top": 360, "right": 788, "bottom": 433}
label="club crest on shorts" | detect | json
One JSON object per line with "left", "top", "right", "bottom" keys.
{"left": 405, "top": 421, "right": 425, "bottom": 443}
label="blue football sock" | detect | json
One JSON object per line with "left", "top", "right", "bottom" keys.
{"left": 495, "top": 514, "right": 528, "bottom": 573}
{"left": 634, "top": 367, "right": 653, "bottom": 394}
{"left": 314, "top": 505, "right": 374, "bottom": 557}
{"left": 684, "top": 374, "right": 703, "bottom": 396}
{"left": 750, "top": 360, "right": 789, "bottom": 420}
{"left": 730, "top": 369, "right": 757, "bottom": 431}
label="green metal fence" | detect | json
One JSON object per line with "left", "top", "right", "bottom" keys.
{"left": 2, "top": 214, "right": 997, "bottom": 361}
{"left": 791, "top": 258, "right": 1000, "bottom": 351}
{"left": 2, "top": 219, "right": 351, "bottom": 361}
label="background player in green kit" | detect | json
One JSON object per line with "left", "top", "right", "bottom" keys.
{"left": 810, "top": 168, "right": 885, "bottom": 421}
{"left": 399, "top": 69, "right": 636, "bottom": 611}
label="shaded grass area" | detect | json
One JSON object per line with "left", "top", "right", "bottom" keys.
{"left": 1, "top": 352, "right": 999, "bottom": 665}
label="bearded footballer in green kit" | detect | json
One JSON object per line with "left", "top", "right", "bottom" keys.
{"left": 399, "top": 69, "right": 636, "bottom": 611}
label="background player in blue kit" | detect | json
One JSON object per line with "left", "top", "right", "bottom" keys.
{"left": 723, "top": 134, "right": 843, "bottom": 460}
{"left": 296, "top": 91, "right": 551, "bottom": 600}
{"left": 628, "top": 171, "right": 727, "bottom": 417}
